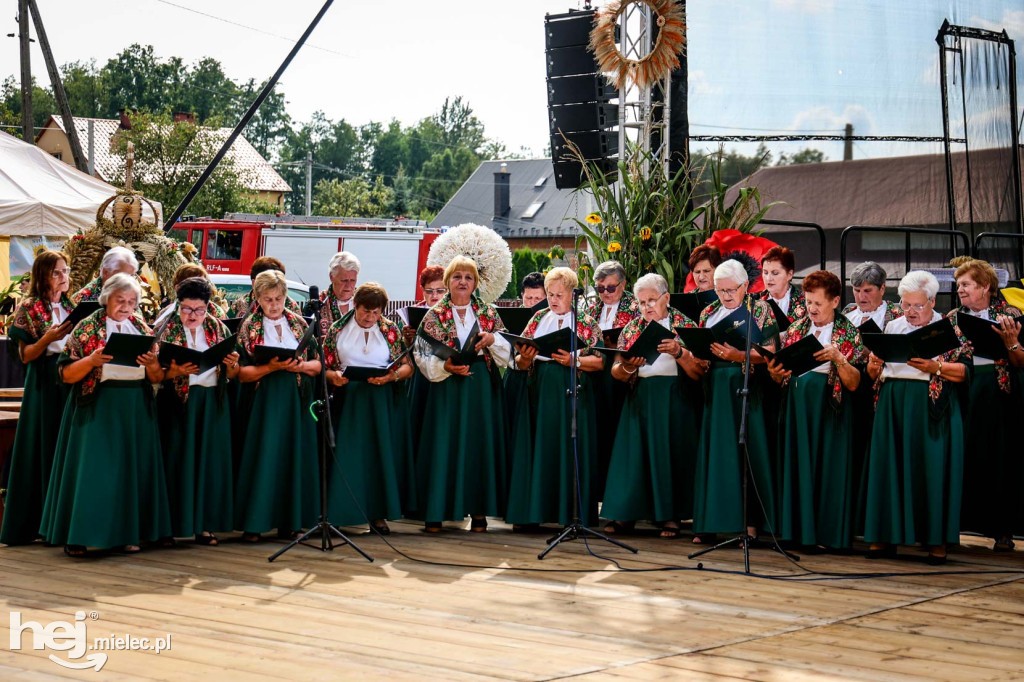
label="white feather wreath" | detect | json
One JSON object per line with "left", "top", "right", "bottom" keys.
{"left": 427, "top": 223, "right": 512, "bottom": 304}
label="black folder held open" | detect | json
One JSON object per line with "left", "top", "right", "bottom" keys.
{"left": 103, "top": 332, "right": 157, "bottom": 366}
{"left": 955, "top": 311, "right": 1024, "bottom": 360}
{"left": 861, "top": 317, "right": 960, "bottom": 363}
{"left": 500, "top": 326, "right": 584, "bottom": 358}
{"left": 251, "top": 323, "right": 316, "bottom": 365}
{"left": 159, "top": 334, "right": 238, "bottom": 373}
{"left": 591, "top": 321, "right": 675, "bottom": 364}
{"left": 756, "top": 334, "right": 826, "bottom": 377}
{"left": 675, "top": 306, "right": 765, "bottom": 360}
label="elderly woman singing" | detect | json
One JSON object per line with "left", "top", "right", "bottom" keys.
{"left": 41, "top": 273, "right": 172, "bottom": 557}
{"left": 317, "top": 251, "right": 361, "bottom": 337}
{"left": 600, "top": 273, "right": 704, "bottom": 538}
{"left": 863, "top": 270, "right": 971, "bottom": 564}
{"left": 692, "top": 259, "right": 781, "bottom": 545}
{"left": 413, "top": 255, "right": 512, "bottom": 533}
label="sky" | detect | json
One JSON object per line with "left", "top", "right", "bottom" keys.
{"left": 4, "top": 0, "right": 1022, "bottom": 163}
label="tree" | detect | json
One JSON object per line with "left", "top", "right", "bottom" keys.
{"left": 277, "top": 111, "right": 362, "bottom": 214}
{"left": 240, "top": 79, "right": 291, "bottom": 159}
{"left": 1, "top": 76, "right": 57, "bottom": 132}
{"left": 313, "top": 176, "right": 393, "bottom": 217}
{"left": 61, "top": 60, "right": 107, "bottom": 118}
{"left": 368, "top": 119, "right": 410, "bottom": 185}
{"left": 776, "top": 148, "right": 826, "bottom": 165}
{"left": 182, "top": 57, "right": 240, "bottom": 123}
{"left": 414, "top": 147, "right": 479, "bottom": 211}
{"left": 433, "top": 96, "right": 486, "bottom": 153}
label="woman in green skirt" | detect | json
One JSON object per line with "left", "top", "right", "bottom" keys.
{"left": 505, "top": 267, "right": 604, "bottom": 529}
{"left": 601, "top": 273, "right": 704, "bottom": 538}
{"left": 949, "top": 257, "right": 1024, "bottom": 551}
{"left": 692, "top": 259, "right": 781, "bottom": 545}
{"left": 413, "top": 255, "right": 512, "bottom": 533}
{"left": 235, "top": 270, "right": 321, "bottom": 542}
{"left": 0, "top": 250, "right": 73, "bottom": 545}
{"left": 42, "top": 273, "right": 172, "bottom": 557}
{"left": 863, "top": 270, "right": 971, "bottom": 565}
{"left": 324, "top": 282, "right": 414, "bottom": 534}
{"left": 766, "top": 270, "right": 867, "bottom": 551}
{"left": 157, "top": 277, "right": 240, "bottom": 546}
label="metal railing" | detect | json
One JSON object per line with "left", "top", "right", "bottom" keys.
{"left": 757, "top": 219, "right": 827, "bottom": 271}
{"left": 973, "top": 232, "right": 1024, "bottom": 282}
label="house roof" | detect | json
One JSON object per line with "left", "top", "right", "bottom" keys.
{"left": 40, "top": 116, "right": 291, "bottom": 193}
{"left": 432, "top": 159, "right": 584, "bottom": 239}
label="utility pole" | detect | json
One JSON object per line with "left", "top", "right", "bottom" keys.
{"left": 18, "top": 0, "right": 33, "bottom": 142}
{"left": 28, "top": 0, "right": 88, "bottom": 172}
{"left": 305, "top": 151, "right": 312, "bottom": 216}
{"left": 843, "top": 123, "right": 853, "bottom": 161}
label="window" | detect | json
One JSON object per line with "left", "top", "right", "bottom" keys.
{"left": 534, "top": 176, "right": 547, "bottom": 188}
{"left": 522, "top": 201, "right": 544, "bottom": 219}
{"left": 206, "top": 230, "right": 243, "bottom": 260}
{"left": 52, "top": 152, "right": 63, "bottom": 161}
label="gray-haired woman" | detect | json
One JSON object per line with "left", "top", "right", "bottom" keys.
{"left": 41, "top": 273, "right": 172, "bottom": 557}
{"left": 70, "top": 246, "right": 139, "bottom": 304}
{"left": 317, "top": 251, "right": 361, "bottom": 337}
{"left": 862, "top": 271, "right": 971, "bottom": 564}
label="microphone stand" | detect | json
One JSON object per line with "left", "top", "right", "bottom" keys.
{"left": 270, "top": 290, "right": 372, "bottom": 563}
{"left": 539, "top": 288, "right": 637, "bottom": 560}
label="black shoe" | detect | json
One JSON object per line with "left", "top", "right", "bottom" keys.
{"left": 866, "top": 544, "right": 897, "bottom": 559}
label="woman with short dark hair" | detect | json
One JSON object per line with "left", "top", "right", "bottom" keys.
{"left": 759, "top": 246, "right": 806, "bottom": 323}
{"left": 687, "top": 245, "right": 723, "bottom": 293}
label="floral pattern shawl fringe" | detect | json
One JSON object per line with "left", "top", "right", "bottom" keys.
{"left": 9, "top": 294, "right": 76, "bottom": 349}
{"left": 59, "top": 309, "right": 151, "bottom": 403}
{"left": 322, "top": 310, "right": 405, "bottom": 370}
{"left": 952, "top": 299, "right": 1021, "bottom": 394}
{"left": 419, "top": 293, "right": 506, "bottom": 370}
{"left": 783, "top": 314, "right": 868, "bottom": 408}
{"left": 237, "top": 308, "right": 314, "bottom": 389}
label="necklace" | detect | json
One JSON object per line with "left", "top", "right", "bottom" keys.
{"left": 363, "top": 329, "right": 371, "bottom": 354}
{"left": 273, "top": 322, "right": 284, "bottom": 343}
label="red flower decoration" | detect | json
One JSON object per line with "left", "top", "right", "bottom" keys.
{"left": 840, "top": 340, "right": 853, "bottom": 357}
{"left": 684, "top": 229, "right": 779, "bottom": 294}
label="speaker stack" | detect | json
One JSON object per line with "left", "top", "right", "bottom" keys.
{"left": 545, "top": 9, "right": 618, "bottom": 190}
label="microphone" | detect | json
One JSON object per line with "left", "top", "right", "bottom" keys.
{"left": 308, "top": 285, "right": 319, "bottom": 301}
{"left": 304, "top": 285, "right": 322, "bottom": 316}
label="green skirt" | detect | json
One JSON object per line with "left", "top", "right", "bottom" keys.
{"left": 959, "top": 365, "right": 1024, "bottom": 538}
{"left": 693, "top": 364, "right": 776, "bottom": 534}
{"left": 501, "top": 368, "right": 530, "bottom": 483}
{"left": 160, "top": 386, "right": 234, "bottom": 537}
{"left": 234, "top": 371, "right": 319, "bottom": 533}
{"left": 777, "top": 372, "right": 855, "bottom": 548}
{"left": 39, "top": 380, "right": 171, "bottom": 548}
{"left": 505, "top": 362, "right": 598, "bottom": 526}
{"left": 0, "top": 354, "right": 69, "bottom": 545}
{"left": 416, "top": 364, "right": 506, "bottom": 522}
{"left": 327, "top": 380, "right": 414, "bottom": 526}
{"left": 601, "top": 374, "right": 701, "bottom": 523}
{"left": 590, "top": 361, "right": 629, "bottom": 502}
{"left": 862, "top": 379, "right": 964, "bottom": 546}
{"left": 407, "top": 366, "right": 431, "bottom": 450}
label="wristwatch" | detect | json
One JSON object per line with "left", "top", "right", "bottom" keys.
{"left": 936, "top": 361, "right": 943, "bottom": 377}
{"left": 1011, "top": 343, "right": 1021, "bottom": 353}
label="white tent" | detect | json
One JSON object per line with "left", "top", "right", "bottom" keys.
{"left": 0, "top": 130, "right": 161, "bottom": 237}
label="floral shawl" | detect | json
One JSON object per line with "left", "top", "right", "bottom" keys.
{"left": 158, "top": 313, "right": 232, "bottom": 403}
{"left": 581, "top": 289, "right": 641, "bottom": 329}
{"left": 521, "top": 307, "right": 601, "bottom": 356}
{"left": 617, "top": 306, "right": 696, "bottom": 352}
{"left": 8, "top": 294, "right": 76, "bottom": 351}
{"left": 322, "top": 310, "right": 405, "bottom": 371}
{"left": 237, "top": 307, "right": 315, "bottom": 389}
{"left": 229, "top": 291, "right": 303, "bottom": 319}
{"left": 317, "top": 286, "right": 354, "bottom": 338}
{"left": 841, "top": 300, "right": 903, "bottom": 327}
{"left": 70, "top": 277, "right": 103, "bottom": 305}
{"left": 950, "top": 298, "right": 1021, "bottom": 394}
{"left": 419, "top": 293, "right": 506, "bottom": 370}
{"left": 59, "top": 309, "right": 152, "bottom": 403}
{"left": 759, "top": 284, "right": 806, "bottom": 323}
{"left": 782, "top": 314, "right": 868, "bottom": 408}
{"left": 699, "top": 296, "right": 780, "bottom": 339}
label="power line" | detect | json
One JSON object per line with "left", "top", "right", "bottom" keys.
{"left": 153, "top": 0, "right": 351, "bottom": 58}
{"left": 691, "top": 123, "right": 844, "bottom": 133}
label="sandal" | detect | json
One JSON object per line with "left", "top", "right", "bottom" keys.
{"left": 120, "top": 545, "right": 141, "bottom": 554}
{"left": 993, "top": 537, "right": 1015, "bottom": 552}
{"left": 63, "top": 544, "right": 87, "bottom": 558}
{"left": 241, "top": 532, "right": 262, "bottom": 543}
{"left": 156, "top": 537, "right": 176, "bottom": 549}
{"left": 866, "top": 543, "right": 897, "bottom": 559}
{"left": 659, "top": 523, "right": 682, "bottom": 539}
{"left": 926, "top": 544, "right": 947, "bottom": 566}
{"left": 691, "top": 533, "right": 718, "bottom": 545}
{"left": 195, "top": 533, "right": 219, "bottom": 546}
{"left": 470, "top": 517, "right": 488, "bottom": 533}
{"left": 370, "top": 521, "right": 391, "bottom": 536}
{"left": 603, "top": 520, "right": 635, "bottom": 535}
{"left": 423, "top": 522, "right": 442, "bottom": 533}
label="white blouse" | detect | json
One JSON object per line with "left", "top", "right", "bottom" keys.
{"left": 638, "top": 316, "right": 678, "bottom": 378}
{"left": 264, "top": 317, "right": 299, "bottom": 349}
{"left": 413, "top": 306, "right": 512, "bottom": 382}
{"left": 844, "top": 304, "right": 887, "bottom": 330}
{"left": 770, "top": 289, "right": 792, "bottom": 316}
{"left": 47, "top": 302, "right": 70, "bottom": 355}
{"left": 808, "top": 321, "right": 834, "bottom": 375}
{"left": 704, "top": 304, "right": 740, "bottom": 329}
{"left": 599, "top": 302, "right": 618, "bottom": 330}
{"left": 184, "top": 326, "right": 219, "bottom": 388}
{"left": 101, "top": 317, "right": 145, "bottom": 381}
{"left": 881, "top": 311, "right": 943, "bottom": 382}
{"left": 533, "top": 310, "right": 573, "bottom": 362}
{"left": 335, "top": 321, "right": 390, "bottom": 369}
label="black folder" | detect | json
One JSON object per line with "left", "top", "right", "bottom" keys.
{"left": 403, "top": 306, "right": 430, "bottom": 331}
{"left": 862, "top": 318, "right": 960, "bottom": 362}
{"left": 104, "top": 332, "right": 157, "bottom": 366}
{"left": 602, "top": 326, "right": 625, "bottom": 349}
{"left": 419, "top": 321, "right": 481, "bottom": 366}
{"left": 159, "top": 334, "right": 238, "bottom": 373}
{"left": 857, "top": 318, "right": 883, "bottom": 335}
{"left": 497, "top": 307, "right": 536, "bottom": 336}
{"left": 756, "top": 334, "right": 826, "bottom": 377}
{"left": 674, "top": 307, "right": 765, "bottom": 360}
{"left": 674, "top": 327, "right": 718, "bottom": 360}
{"left": 341, "top": 352, "right": 409, "bottom": 382}
{"left": 529, "top": 298, "right": 548, "bottom": 312}
{"left": 670, "top": 290, "right": 719, "bottom": 322}
{"left": 251, "top": 323, "right": 315, "bottom": 365}
{"left": 66, "top": 301, "right": 101, "bottom": 327}
{"left": 500, "top": 326, "right": 583, "bottom": 358}
{"left": 956, "top": 311, "right": 1024, "bottom": 360}
{"left": 593, "top": 321, "right": 675, "bottom": 364}
{"left": 766, "top": 298, "right": 792, "bottom": 332}
{"left": 223, "top": 317, "right": 245, "bottom": 334}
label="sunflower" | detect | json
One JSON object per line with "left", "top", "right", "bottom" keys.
{"left": 607, "top": 241, "right": 622, "bottom": 253}
{"left": 639, "top": 227, "right": 652, "bottom": 241}
{"left": 586, "top": 213, "right": 602, "bottom": 225}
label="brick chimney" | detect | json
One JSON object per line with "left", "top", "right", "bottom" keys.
{"left": 118, "top": 109, "right": 132, "bottom": 130}
{"left": 493, "top": 163, "right": 510, "bottom": 219}
{"left": 173, "top": 111, "right": 196, "bottom": 124}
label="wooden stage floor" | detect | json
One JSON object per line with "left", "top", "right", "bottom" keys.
{"left": 3, "top": 521, "right": 1023, "bottom": 680}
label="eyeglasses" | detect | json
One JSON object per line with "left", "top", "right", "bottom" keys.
{"left": 899, "top": 300, "right": 930, "bottom": 312}
{"left": 180, "top": 305, "right": 208, "bottom": 316}
{"left": 50, "top": 268, "right": 71, "bottom": 279}
{"left": 714, "top": 284, "right": 744, "bottom": 296}
{"left": 638, "top": 293, "right": 667, "bottom": 308}
{"left": 595, "top": 282, "right": 621, "bottom": 294}
{"left": 423, "top": 288, "right": 446, "bottom": 296}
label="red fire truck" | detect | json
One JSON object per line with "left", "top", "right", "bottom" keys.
{"left": 170, "top": 214, "right": 440, "bottom": 301}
